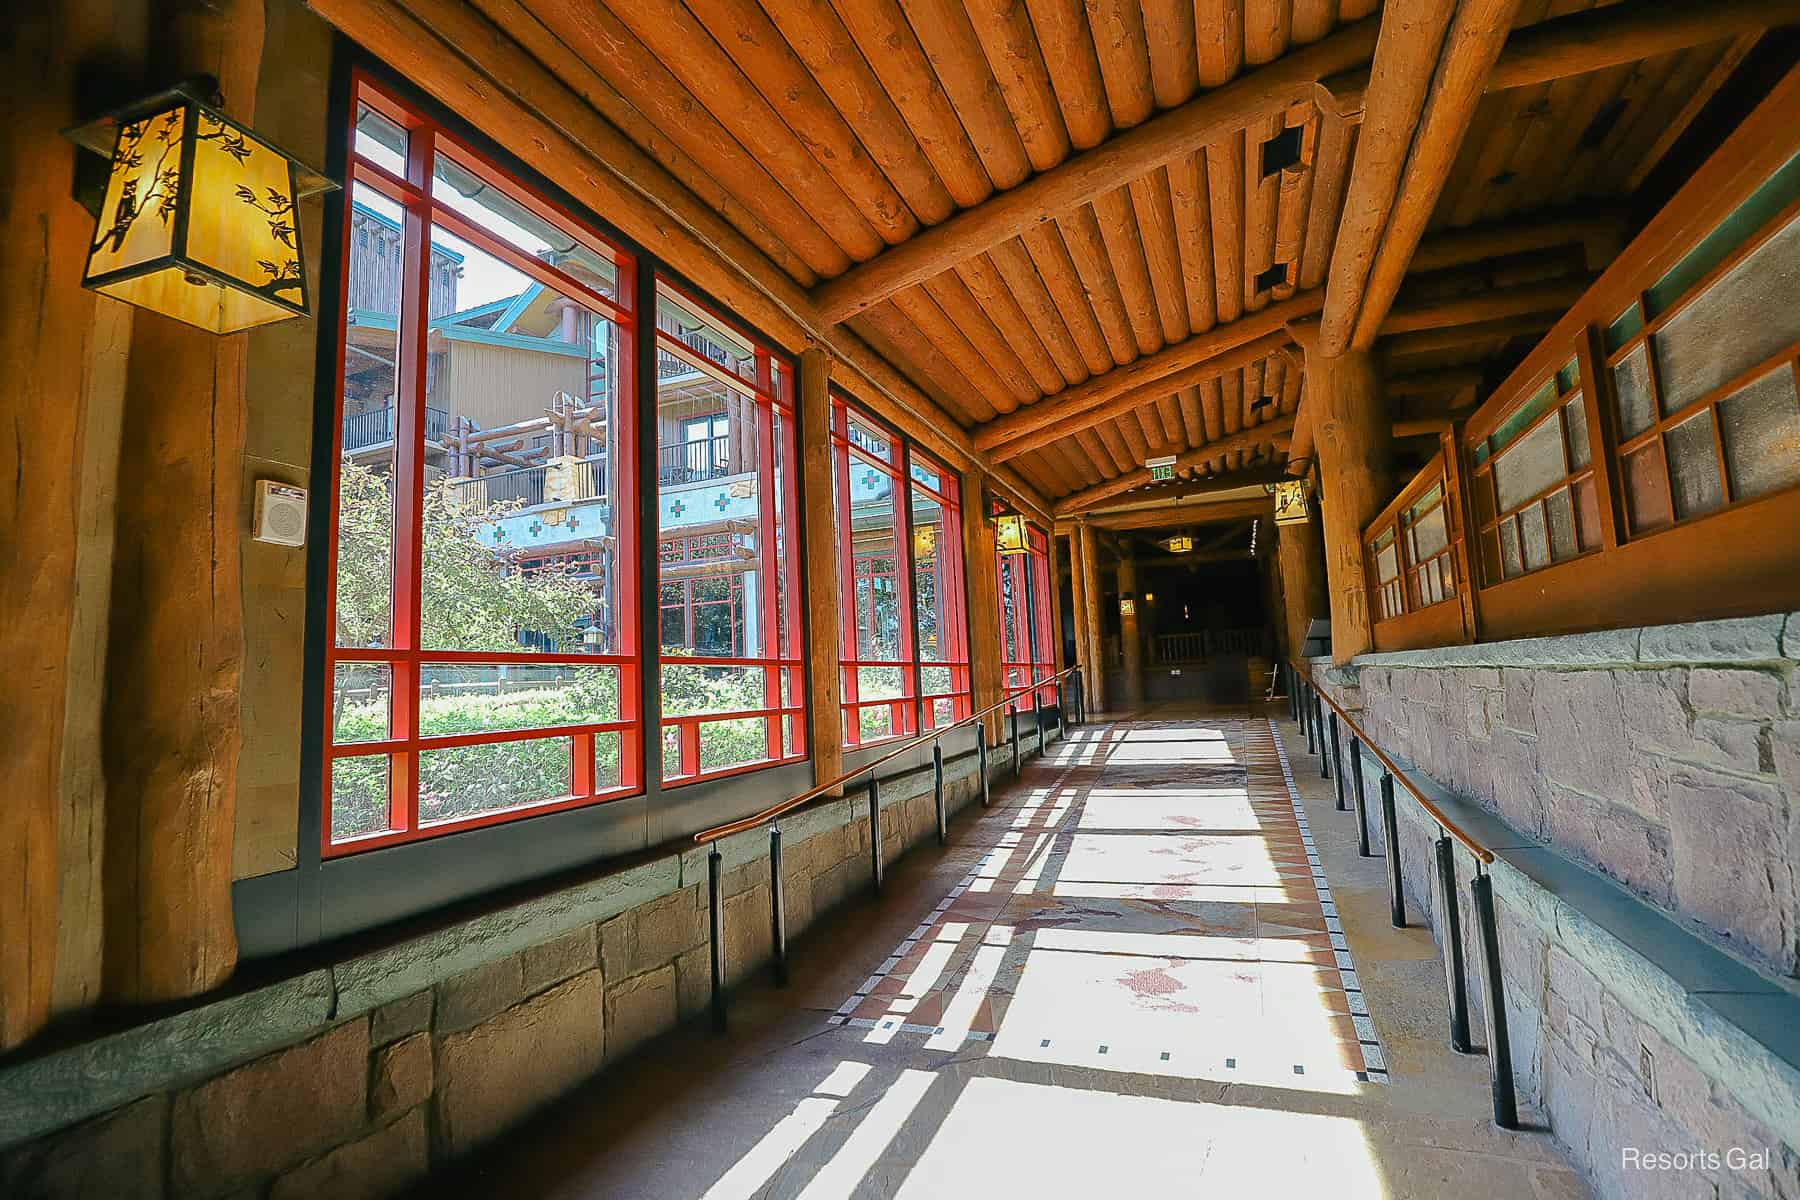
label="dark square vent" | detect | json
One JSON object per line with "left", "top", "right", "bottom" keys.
{"left": 1260, "top": 124, "right": 1304, "bottom": 177}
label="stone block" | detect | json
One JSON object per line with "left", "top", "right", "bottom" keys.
{"left": 1668, "top": 764, "right": 1794, "bottom": 971}
{"left": 675, "top": 946, "right": 711, "bottom": 1020}
{"left": 723, "top": 884, "right": 773, "bottom": 986}
{"left": 1690, "top": 668, "right": 1784, "bottom": 717}
{"left": 1691, "top": 716, "right": 1766, "bottom": 774}
{"left": 1501, "top": 668, "right": 1536, "bottom": 733}
{"left": 368, "top": 992, "right": 431, "bottom": 1048}
{"left": 1487, "top": 726, "right": 1546, "bottom": 839}
{"left": 598, "top": 912, "right": 631, "bottom": 982}
{"left": 1614, "top": 668, "right": 1690, "bottom": 754}
{"left": 0, "top": 1095, "right": 167, "bottom": 1200}
{"left": 269, "top": 1109, "right": 427, "bottom": 1200}
{"left": 1774, "top": 721, "right": 1800, "bottom": 797}
{"left": 1533, "top": 670, "right": 1631, "bottom": 806}
{"left": 633, "top": 886, "right": 703, "bottom": 974}
{"left": 604, "top": 965, "right": 676, "bottom": 1064}
{"left": 521, "top": 925, "right": 597, "bottom": 995}
{"left": 812, "top": 853, "right": 865, "bottom": 915}
{"left": 435, "top": 972, "right": 603, "bottom": 1157}
{"left": 170, "top": 1019, "right": 368, "bottom": 1197}
{"left": 370, "top": 1033, "right": 431, "bottom": 1122}
{"left": 1640, "top": 616, "right": 1786, "bottom": 665}
{"left": 435, "top": 954, "right": 525, "bottom": 1034}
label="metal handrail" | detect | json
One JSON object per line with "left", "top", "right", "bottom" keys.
{"left": 1289, "top": 657, "right": 1493, "bottom": 864}
{"left": 694, "top": 664, "right": 1082, "bottom": 844}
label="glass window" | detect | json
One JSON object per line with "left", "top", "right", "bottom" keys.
{"left": 655, "top": 278, "right": 802, "bottom": 783}
{"left": 997, "top": 524, "right": 1056, "bottom": 711}
{"left": 324, "top": 81, "right": 640, "bottom": 855}
{"left": 911, "top": 456, "right": 971, "bottom": 733}
{"left": 1469, "top": 356, "right": 1598, "bottom": 585}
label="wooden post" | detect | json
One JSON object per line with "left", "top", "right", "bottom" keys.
{"left": 101, "top": 0, "right": 265, "bottom": 1006}
{"left": 1068, "top": 530, "right": 1093, "bottom": 703}
{"left": 800, "top": 347, "right": 843, "bottom": 792}
{"left": 1078, "top": 523, "right": 1107, "bottom": 714}
{"left": 963, "top": 477, "right": 1003, "bottom": 746}
{"left": 1292, "top": 322, "right": 1392, "bottom": 665}
{"left": 1277, "top": 506, "right": 1329, "bottom": 662}
{"left": 1118, "top": 554, "right": 1144, "bottom": 707}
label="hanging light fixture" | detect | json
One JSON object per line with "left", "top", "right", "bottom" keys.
{"left": 912, "top": 523, "right": 937, "bottom": 558}
{"left": 67, "top": 80, "right": 335, "bottom": 333}
{"left": 1273, "top": 478, "right": 1312, "bottom": 526}
{"left": 1168, "top": 533, "right": 1195, "bottom": 554}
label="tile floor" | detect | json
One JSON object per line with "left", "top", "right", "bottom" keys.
{"left": 427, "top": 703, "right": 1589, "bottom": 1200}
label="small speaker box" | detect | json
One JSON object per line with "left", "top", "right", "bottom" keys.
{"left": 254, "top": 479, "right": 308, "bottom": 547}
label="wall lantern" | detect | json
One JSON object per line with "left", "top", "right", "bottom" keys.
{"left": 65, "top": 80, "right": 336, "bottom": 334}
{"left": 1168, "top": 534, "right": 1195, "bottom": 553}
{"left": 912, "top": 524, "right": 937, "bottom": 558}
{"left": 1119, "top": 595, "right": 1137, "bottom": 617}
{"left": 1271, "top": 477, "right": 1312, "bottom": 526}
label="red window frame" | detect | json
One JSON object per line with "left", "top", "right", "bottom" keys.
{"left": 654, "top": 277, "right": 805, "bottom": 785}
{"left": 997, "top": 525, "right": 1056, "bottom": 709}
{"left": 322, "top": 76, "right": 642, "bottom": 856}
{"left": 909, "top": 452, "right": 972, "bottom": 733}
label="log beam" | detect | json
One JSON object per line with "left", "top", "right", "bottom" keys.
{"left": 1409, "top": 212, "right": 1627, "bottom": 275}
{"left": 1053, "top": 419, "right": 1297, "bottom": 514}
{"left": 1488, "top": 0, "right": 1800, "bottom": 93}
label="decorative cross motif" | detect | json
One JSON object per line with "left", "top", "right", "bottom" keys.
{"left": 713, "top": 493, "right": 730, "bottom": 512}
{"left": 567, "top": 514, "right": 581, "bottom": 531}
{"left": 528, "top": 520, "right": 544, "bottom": 537}
{"left": 669, "top": 499, "right": 686, "bottom": 518}
{"left": 860, "top": 469, "right": 879, "bottom": 491}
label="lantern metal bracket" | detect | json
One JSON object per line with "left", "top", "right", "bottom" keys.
{"left": 62, "top": 75, "right": 338, "bottom": 219}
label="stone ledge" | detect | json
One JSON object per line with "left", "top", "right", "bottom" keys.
{"left": 1350, "top": 614, "right": 1798, "bottom": 673}
{"left": 1382, "top": 748, "right": 1800, "bottom": 1148}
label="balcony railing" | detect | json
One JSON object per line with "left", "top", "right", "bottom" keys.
{"left": 659, "top": 435, "right": 735, "bottom": 487}
{"left": 342, "top": 405, "right": 449, "bottom": 452}
{"left": 446, "top": 456, "right": 607, "bottom": 510}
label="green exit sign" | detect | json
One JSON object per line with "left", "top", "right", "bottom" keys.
{"left": 1146, "top": 455, "right": 1176, "bottom": 482}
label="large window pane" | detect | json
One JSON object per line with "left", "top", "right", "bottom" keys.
{"left": 418, "top": 664, "right": 619, "bottom": 735}
{"left": 331, "top": 755, "right": 392, "bottom": 842}
{"left": 1718, "top": 368, "right": 1800, "bottom": 501}
{"left": 1665, "top": 410, "right": 1725, "bottom": 520}
{"left": 418, "top": 737, "right": 572, "bottom": 827}
{"left": 1654, "top": 210, "right": 1800, "bottom": 412}
{"left": 332, "top": 663, "right": 391, "bottom": 744}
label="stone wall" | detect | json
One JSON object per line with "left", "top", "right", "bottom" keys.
{"left": 1308, "top": 614, "right": 1800, "bottom": 1200}
{"left": 0, "top": 734, "right": 1039, "bottom": 1199}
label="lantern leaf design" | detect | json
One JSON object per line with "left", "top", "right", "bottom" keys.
{"left": 1273, "top": 479, "right": 1312, "bottom": 526}
{"left": 994, "top": 512, "right": 1029, "bottom": 556}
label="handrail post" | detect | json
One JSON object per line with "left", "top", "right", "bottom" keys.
{"left": 1380, "top": 772, "right": 1406, "bottom": 927}
{"left": 1471, "top": 872, "right": 1520, "bottom": 1130}
{"left": 1317, "top": 696, "right": 1331, "bottom": 779}
{"left": 1304, "top": 685, "right": 1317, "bottom": 754}
{"left": 868, "top": 775, "right": 884, "bottom": 893}
{"left": 978, "top": 729, "right": 990, "bottom": 807}
{"left": 770, "top": 824, "right": 788, "bottom": 987}
{"left": 708, "top": 845, "right": 725, "bottom": 1032}
{"left": 1011, "top": 704, "right": 1022, "bottom": 779}
{"left": 933, "top": 741, "right": 947, "bottom": 846}
{"left": 1350, "top": 737, "right": 1371, "bottom": 857}
{"left": 1289, "top": 667, "right": 1299, "bottom": 722}
{"left": 1434, "top": 835, "right": 1472, "bottom": 1053}
{"left": 1329, "top": 712, "right": 1346, "bottom": 811}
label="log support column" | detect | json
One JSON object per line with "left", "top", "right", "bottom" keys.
{"left": 1292, "top": 323, "right": 1392, "bottom": 665}
{"left": 1118, "top": 554, "right": 1144, "bottom": 708}
{"left": 964, "top": 482, "right": 1003, "bottom": 748}
{"left": 1077, "top": 523, "right": 1107, "bottom": 715}
{"left": 799, "top": 347, "right": 843, "bottom": 791}
{"left": 1277, "top": 506, "right": 1329, "bottom": 662}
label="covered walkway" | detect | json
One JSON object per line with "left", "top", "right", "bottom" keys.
{"left": 432, "top": 702, "right": 1585, "bottom": 1199}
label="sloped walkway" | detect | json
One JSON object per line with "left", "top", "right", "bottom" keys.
{"left": 429, "top": 704, "right": 1587, "bottom": 1199}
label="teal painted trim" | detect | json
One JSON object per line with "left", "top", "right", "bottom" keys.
{"left": 432, "top": 320, "right": 587, "bottom": 358}
{"left": 350, "top": 199, "right": 463, "bottom": 263}
{"left": 489, "top": 282, "right": 543, "bottom": 334}
{"left": 436, "top": 295, "right": 514, "bottom": 328}
{"left": 347, "top": 307, "right": 397, "bottom": 332}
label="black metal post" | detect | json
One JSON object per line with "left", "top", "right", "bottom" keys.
{"left": 1289, "top": 667, "right": 1299, "bottom": 721}
{"left": 1471, "top": 873, "right": 1519, "bottom": 1130}
{"left": 708, "top": 846, "right": 725, "bottom": 1032}
{"left": 868, "top": 776, "right": 884, "bottom": 893}
{"left": 1328, "top": 713, "right": 1344, "bottom": 809}
{"left": 978, "top": 729, "right": 990, "bottom": 807}
{"left": 1380, "top": 772, "right": 1406, "bottom": 927}
{"left": 1434, "top": 835, "right": 1472, "bottom": 1053}
{"left": 1011, "top": 704, "right": 1022, "bottom": 779}
{"left": 1350, "top": 737, "right": 1371, "bottom": 857}
{"left": 1317, "top": 697, "right": 1331, "bottom": 779}
{"left": 770, "top": 825, "right": 788, "bottom": 987}
{"left": 933, "top": 741, "right": 947, "bottom": 846}
{"left": 1304, "top": 685, "right": 1317, "bottom": 754}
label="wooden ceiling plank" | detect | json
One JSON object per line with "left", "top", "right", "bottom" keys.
{"left": 977, "top": 292, "right": 1318, "bottom": 452}
{"left": 1243, "top": 111, "right": 1283, "bottom": 311}
{"left": 809, "top": 15, "right": 1382, "bottom": 322}
{"left": 1245, "top": 0, "right": 1292, "bottom": 66}
{"left": 684, "top": 0, "right": 946, "bottom": 230}
{"left": 1094, "top": 187, "right": 1169, "bottom": 354}
{"left": 1445, "top": 88, "right": 1540, "bottom": 230}
{"left": 903, "top": 0, "right": 1035, "bottom": 189}
{"left": 754, "top": 0, "right": 963, "bottom": 223}
{"left": 1130, "top": 168, "right": 1194, "bottom": 344}
{"left": 1054, "top": 437, "right": 1105, "bottom": 486}
{"left": 1206, "top": 131, "right": 1248, "bottom": 322}
{"left": 1379, "top": 276, "right": 1590, "bottom": 334}
{"left": 1196, "top": 0, "right": 1249, "bottom": 88}
{"left": 1598, "top": 48, "right": 1719, "bottom": 197}
{"left": 1088, "top": 0, "right": 1158, "bottom": 127}
{"left": 954, "top": 255, "right": 1072, "bottom": 394}
{"left": 1316, "top": 0, "right": 1458, "bottom": 356}
{"left": 1485, "top": 0, "right": 1800, "bottom": 93}
{"left": 1019, "top": 224, "right": 1118, "bottom": 374}
{"left": 1407, "top": 211, "right": 1626, "bottom": 274}
{"left": 1135, "top": 404, "right": 1168, "bottom": 451}
{"left": 985, "top": 242, "right": 1092, "bottom": 387}
{"left": 827, "top": 0, "right": 996, "bottom": 207}
{"left": 1220, "top": 368, "right": 1245, "bottom": 434}
{"left": 1169, "top": 150, "right": 1221, "bottom": 334}
{"left": 921, "top": 270, "right": 1044, "bottom": 407}
{"left": 1178, "top": 384, "right": 1207, "bottom": 447}
{"left": 1200, "top": 374, "right": 1227, "bottom": 441}
{"left": 1271, "top": 108, "right": 1315, "bottom": 298}
{"left": 1156, "top": 392, "right": 1188, "bottom": 447}
{"left": 593, "top": 0, "right": 894, "bottom": 257}
{"left": 1021, "top": 0, "right": 1114, "bottom": 149}
{"left": 1055, "top": 418, "right": 1296, "bottom": 513}
{"left": 1116, "top": 410, "right": 1155, "bottom": 464}
{"left": 1298, "top": 110, "right": 1354, "bottom": 289}
{"left": 1558, "top": 49, "right": 1676, "bottom": 205}
{"left": 888, "top": 286, "right": 1012, "bottom": 420}
{"left": 1292, "top": 0, "right": 1336, "bottom": 44}
{"left": 1341, "top": 0, "right": 1380, "bottom": 18}
{"left": 1076, "top": 427, "right": 1124, "bottom": 478}
{"left": 1348, "top": 0, "right": 1535, "bottom": 352}
{"left": 963, "top": 0, "right": 1075, "bottom": 172}
{"left": 1627, "top": 33, "right": 1760, "bottom": 192}
{"left": 1242, "top": 357, "right": 1266, "bottom": 427}
{"left": 1377, "top": 311, "right": 1555, "bottom": 356}
{"left": 1144, "top": 0, "right": 1202, "bottom": 108}
{"left": 1058, "top": 206, "right": 1142, "bottom": 364}
{"left": 848, "top": 305, "right": 984, "bottom": 427}
{"left": 1061, "top": 493, "right": 1275, "bottom": 530}
{"left": 1475, "top": 69, "right": 1588, "bottom": 227}
{"left": 484, "top": 0, "right": 844, "bottom": 280}
{"left": 1095, "top": 420, "right": 1139, "bottom": 474}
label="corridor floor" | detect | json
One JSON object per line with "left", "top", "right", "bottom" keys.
{"left": 431, "top": 705, "right": 1588, "bottom": 1199}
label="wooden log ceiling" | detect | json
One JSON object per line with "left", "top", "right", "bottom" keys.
{"left": 305, "top": 0, "right": 1800, "bottom": 516}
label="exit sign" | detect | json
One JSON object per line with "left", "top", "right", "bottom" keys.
{"left": 1146, "top": 454, "right": 1176, "bottom": 482}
